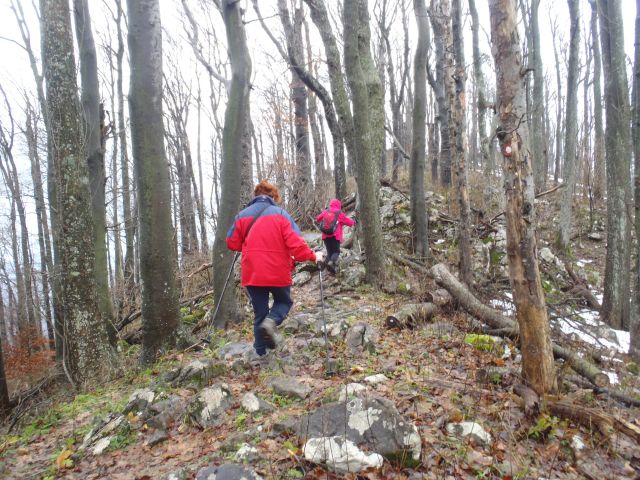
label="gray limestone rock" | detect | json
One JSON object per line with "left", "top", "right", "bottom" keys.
{"left": 218, "top": 342, "right": 254, "bottom": 361}
{"left": 269, "top": 376, "right": 311, "bottom": 399}
{"left": 299, "top": 395, "right": 421, "bottom": 467}
{"left": 166, "top": 359, "right": 225, "bottom": 387}
{"left": 122, "top": 388, "right": 155, "bottom": 415}
{"left": 146, "top": 429, "right": 169, "bottom": 447}
{"left": 293, "top": 271, "right": 312, "bottom": 286}
{"left": 303, "top": 436, "right": 383, "bottom": 473}
{"left": 147, "top": 395, "right": 186, "bottom": 430}
{"left": 195, "top": 463, "right": 263, "bottom": 480}
{"left": 345, "top": 322, "right": 379, "bottom": 352}
{"left": 187, "top": 384, "right": 233, "bottom": 428}
{"left": 234, "top": 443, "right": 260, "bottom": 463}
{"left": 241, "top": 392, "right": 275, "bottom": 414}
{"left": 446, "top": 421, "right": 492, "bottom": 446}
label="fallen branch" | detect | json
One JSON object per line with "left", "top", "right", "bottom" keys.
{"left": 187, "top": 262, "right": 212, "bottom": 278}
{"left": 489, "top": 183, "right": 566, "bottom": 224}
{"left": 385, "top": 303, "right": 438, "bottom": 329}
{"left": 429, "top": 262, "right": 609, "bottom": 387}
{"left": 564, "top": 262, "right": 601, "bottom": 310}
{"left": 117, "top": 289, "right": 214, "bottom": 332}
{"left": 514, "top": 384, "right": 640, "bottom": 443}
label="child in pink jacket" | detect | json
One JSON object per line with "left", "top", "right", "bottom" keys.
{"left": 315, "top": 198, "right": 356, "bottom": 273}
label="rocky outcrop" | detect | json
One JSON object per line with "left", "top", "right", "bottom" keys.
{"left": 186, "top": 384, "right": 233, "bottom": 428}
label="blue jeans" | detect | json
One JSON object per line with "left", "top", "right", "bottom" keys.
{"left": 245, "top": 286, "right": 293, "bottom": 355}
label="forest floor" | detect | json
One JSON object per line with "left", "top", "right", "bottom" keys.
{"left": 0, "top": 185, "right": 638, "bottom": 480}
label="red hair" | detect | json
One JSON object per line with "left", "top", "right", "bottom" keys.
{"left": 254, "top": 179, "right": 281, "bottom": 203}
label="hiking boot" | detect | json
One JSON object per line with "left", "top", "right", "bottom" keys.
{"left": 259, "top": 317, "right": 278, "bottom": 350}
{"left": 326, "top": 260, "right": 336, "bottom": 274}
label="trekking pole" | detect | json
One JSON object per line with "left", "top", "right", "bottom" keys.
{"left": 185, "top": 252, "right": 240, "bottom": 352}
{"left": 318, "top": 263, "right": 333, "bottom": 376}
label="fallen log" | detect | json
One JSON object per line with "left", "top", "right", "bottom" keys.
{"left": 424, "top": 288, "right": 453, "bottom": 307}
{"left": 514, "top": 384, "right": 640, "bottom": 444}
{"left": 429, "top": 262, "right": 609, "bottom": 387}
{"left": 384, "top": 302, "right": 438, "bottom": 329}
{"left": 565, "top": 262, "right": 601, "bottom": 311}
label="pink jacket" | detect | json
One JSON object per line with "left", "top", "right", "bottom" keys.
{"left": 315, "top": 198, "right": 355, "bottom": 242}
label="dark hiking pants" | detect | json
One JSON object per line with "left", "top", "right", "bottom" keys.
{"left": 245, "top": 285, "right": 293, "bottom": 356}
{"left": 323, "top": 237, "right": 341, "bottom": 264}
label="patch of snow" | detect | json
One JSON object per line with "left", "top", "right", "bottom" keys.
{"left": 556, "top": 317, "right": 628, "bottom": 354}
{"left": 605, "top": 371, "right": 619, "bottom": 385}
{"left": 435, "top": 239, "right": 445, "bottom": 245}
{"left": 489, "top": 298, "right": 516, "bottom": 316}
{"left": 502, "top": 345, "right": 512, "bottom": 359}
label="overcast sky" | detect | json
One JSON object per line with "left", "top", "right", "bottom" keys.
{"left": 0, "top": 0, "right": 637, "bottom": 258}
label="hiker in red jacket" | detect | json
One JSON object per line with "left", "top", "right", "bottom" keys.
{"left": 315, "top": 198, "right": 356, "bottom": 274}
{"left": 227, "top": 180, "right": 324, "bottom": 359}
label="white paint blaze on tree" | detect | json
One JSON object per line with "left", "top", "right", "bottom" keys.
{"left": 489, "top": 0, "right": 557, "bottom": 395}
{"left": 40, "top": 0, "right": 115, "bottom": 384}
{"left": 126, "top": 0, "right": 179, "bottom": 364}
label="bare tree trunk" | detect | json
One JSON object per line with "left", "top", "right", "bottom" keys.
{"left": 468, "top": 0, "right": 490, "bottom": 179}
{"left": 127, "top": 0, "right": 179, "bottom": 363}
{"left": 590, "top": 0, "right": 606, "bottom": 201}
{"left": 41, "top": 0, "right": 115, "bottom": 383}
{"left": 429, "top": 0, "right": 452, "bottom": 187}
{"left": 344, "top": 0, "right": 386, "bottom": 285}
{"left": 450, "top": 0, "right": 473, "bottom": 287}
{"left": 304, "top": 0, "right": 354, "bottom": 186}
{"left": 357, "top": 0, "right": 385, "bottom": 184}
{"left": 0, "top": 323, "right": 10, "bottom": 417}
{"left": 551, "top": 21, "right": 563, "bottom": 186}
{"left": 631, "top": 0, "right": 640, "bottom": 360}
{"left": 73, "top": 0, "right": 116, "bottom": 346}
{"left": 304, "top": 20, "right": 325, "bottom": 187}
{"left": 530, "top": 0, "right": 546, "bottom": 192}
{"left": 489, "top": 0, "right": 557, "bottom": 395}
{"left": 211, "top": 0, "right": 252, "bottom": 329}
{"left": 115, "top": 0, "right": 135, "bottom": 308}
{"left": 598, "top": 0, "right": 632, "bottom": 331}
{"left": 25, "top": 104, "right": 54, "bottom": 348}
{"left": 558, "top": 0, "right": 581, "bottom": 250}
{"left": 410, "top": 0, "right": 429, "bottom": 259}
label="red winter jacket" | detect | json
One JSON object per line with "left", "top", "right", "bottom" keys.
{"left": 226, "top": 196, "right": 317, "bottom": 287}
{"left": 315, "top": 198, "right": 355, "bottom": 242}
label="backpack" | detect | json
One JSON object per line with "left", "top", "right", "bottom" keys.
{"left": 318, "top": 209, "right": 341, "bottom": 235}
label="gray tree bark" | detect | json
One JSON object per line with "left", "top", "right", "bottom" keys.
{"left": 304, "top": 0, "right": 354, "bottom": 185}
{"left": 344, "top": 0, "right": 386, "bottom": 285}
{"left": 41, "top": 0, "right": 115, "bottom": 384}
{"left": 211, "top": 0, "right": 252, "bottom": 329}
{"left": 410, "top": 0, "right": 429, "bottom": 259}
{"left": 126, "top": 0, "right": 179, "bottom": 363}
{"left": 450, "top": 0, "right": 473, "bottom": 287}
{"left": 558, "top": 0, "right": 581, "bottom": 250}
{"left": 73, "top": 0, "right": 116, "bottom": 346}
{"left": 630, "top": 0, "right": 640, "bottom": 359}
{"left": 489, "top": 0, "right": 557, "bottom": 395}
{"left": 590, "top": 1, "right": 606, "bottom": 201}
{"left": 468, "top": 0, "right": 490, "bottom": 178}
{"left": 530, "top": 0, "right": 546, "bottom": 191}
{"left": 598, "top": 0, "right": 632, "bottom": 331}
{"left": 429, "top": 0, "right": 452, "bottom": 187}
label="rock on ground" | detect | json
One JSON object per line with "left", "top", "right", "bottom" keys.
{"left": 195, "top": 463, "right": 263, "bottom": 480}
{"left": 345, "top": 322, "right": 379, "bottom": 352}
{"left": 299, "top": 395, "right": 421, "bottom": 467}
{"left": 187, "top": 384, "right": 233, "bottom": 428}
{"left": 269, "top": 376, "right": 311, "bottom": 399}
{"left": 241, "top": 392, "right": 274, "bottom": 413}
{"left": 446, "top": 421, "right": 492, "bottom": 446}
{"left": 303, "top": 436, "right": 384, "bottom": 473}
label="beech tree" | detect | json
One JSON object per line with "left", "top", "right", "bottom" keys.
{"left": 344, "top": 0, "right": 385, "bottom": 285}
{"left": 410, "top": 0, "right": 429, "bottom": 258}
{"left": 558, "top": 0, "right": 580, "bottom": 250}
{"left": 630, "top": 0, "right": 640, "bottom": 359}
{"left": 598, "top": 0, "right": 632, "bottom": 331}
{"left": 127, "top": 0, "right": 179, "bottom": 363}
{"left": 211, "top": 0, "right": 252, "bottom": 329}
{"left": 41, "top": 0, "right": 115, "bottom": 383}
{"left": 73, "top": 0, "right": 116, "bottom": 346}
{"left": 489, "top": 0, "right": 557, "bottom": 394}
